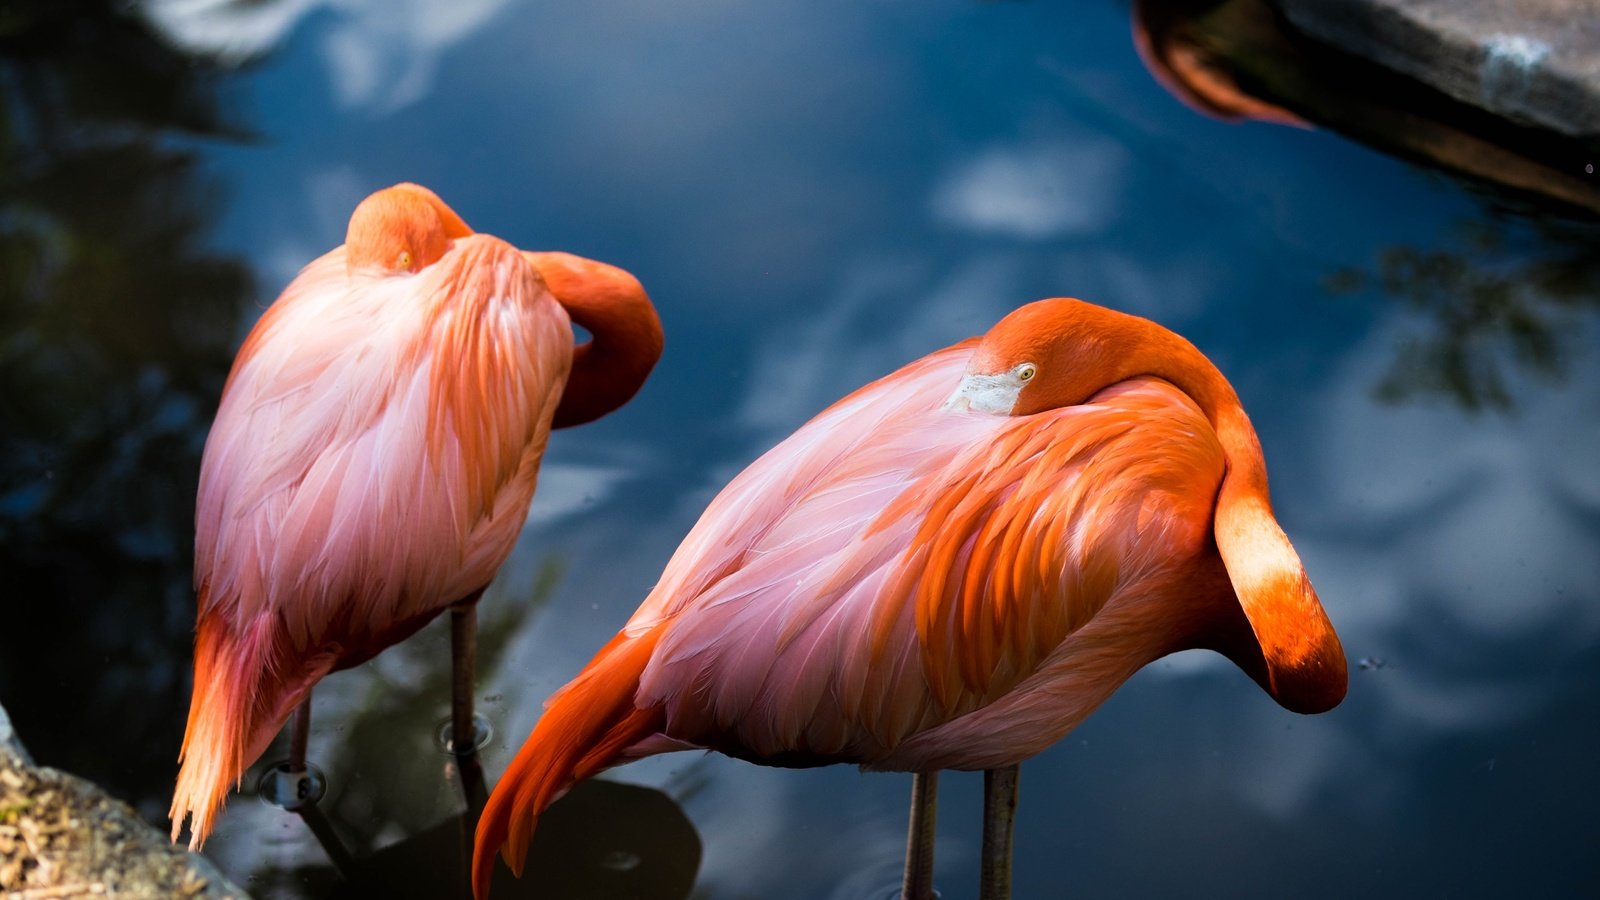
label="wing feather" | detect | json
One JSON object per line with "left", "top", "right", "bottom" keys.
{"left": 635, "top": 340, "right": 1227, "bottom": 766}
{"left": 194, "top": 235, "right": 568, "bottom": 655}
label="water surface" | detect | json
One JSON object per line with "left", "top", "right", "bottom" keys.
{"left": 2, "top": 1, "right": 1597, "bottom": 897}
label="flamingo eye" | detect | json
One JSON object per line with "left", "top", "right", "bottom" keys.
{"left": 1017, "top": 363, "right": 1037, "bottom": 382}
{"left": 396, "top": 250, "right": 414, "bottom": 271}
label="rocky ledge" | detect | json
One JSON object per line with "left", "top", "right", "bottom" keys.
{"left": 0, "top": 701, "right": 247, "bottom": 898}
{"left": 1275, "top": 0, "right": 1600, "bottom": 143}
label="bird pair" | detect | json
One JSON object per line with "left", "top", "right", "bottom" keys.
{"left": 169, "top": 184, "right": 1346, "bottom": 900}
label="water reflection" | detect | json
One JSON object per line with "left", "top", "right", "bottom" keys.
{"left": 0, "top": 0, "right": 250, "bottom": 807}
{"left": 1131, "top": 0, "right": 1307, "bottom": 127}
{"left": 507, "top": 779, "right": 700, "bottom": 900}
{"left": 1132, "top": 0, "right": 1600, "bottom": 415}
{"left": 141, "top": 0, "right": 518, "bottom": 113}
{"left": 279, "top": 563, "right": 555, "bottom": 863}
{"left": 198, "top": 558, "right": 702, "bottom": 899}
{"left": 1131, "top": 0, "right": 1600, "bottom": 214}
{"left": 1328, "top": 212, "right": 1600, "bottom": 412}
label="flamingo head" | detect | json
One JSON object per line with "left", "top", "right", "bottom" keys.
{"left": 345, "top": 183, "right": 474, "bottom": 276}
{"left": 946, "top": 298, "right": 1133, "bottom": 416}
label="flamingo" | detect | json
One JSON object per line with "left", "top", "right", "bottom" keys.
{"left": 168, "top": 183, "right": 663, "bottom": 850}
{"left": 472, "top": 297, "right": 1345, "bottom": 899}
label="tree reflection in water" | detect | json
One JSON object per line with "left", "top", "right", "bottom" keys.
{"left": 0, "top": 0, "right": 252, "bottom": 810}
{"left": 223, "top": 559, "right": 704, "bottom": 900}
{"left": 1328, "top": 213, "right": 1600, "bottom": 413}
{"left": 1131, "top": 0, "right": 1600, "bottom": 414}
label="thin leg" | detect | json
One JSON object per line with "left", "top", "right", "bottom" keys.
{"left": 457, "top": 746, "right": 488, "bottom": 819}
{"left": 901, "top": 770, "right": 939, "bottom": 900}
{"left": 298, "top": 799, "right": 356, "bottom": 874}
{"left": 289, "top": 696, "right": 311, "bottom": 772}
{"left": 980, "top": 764, "right": 1020, "bottom": 900}
{"left": 450, "top": 600, "right": 488, "bottom": 816}
{"left": 450, "top": 602, "right": 478, "bottom": 753}
{"left": 277, "top": 694, "right": 353, "bottom": 875}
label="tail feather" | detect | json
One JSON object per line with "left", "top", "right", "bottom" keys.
{"left": 169, "top": 611, "right": 331, "bottom": 849}
{"left": 472, "top": 627, "right": 666, "bottom": 900}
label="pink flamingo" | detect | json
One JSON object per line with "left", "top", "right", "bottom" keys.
{"left": 169, "top": 183, "right": 663, "bottom": 850}
{"left": 473, "top": 297, "right": 1345, "bottom": 899}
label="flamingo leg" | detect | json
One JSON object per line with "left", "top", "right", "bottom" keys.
{"left": 297, "top": 795, "right": 355, "bottom": 874}
{"left": 289, "top": 696, "right": 312, "bottom": 773}
{"left": 274, "top": 694, "right": 353, "bottom": 874}
{"left": 901, "top": 770, "right": 939, "bottom": 900}
{"left": 450, "top": 601, "right": 478, "bottom": 752}
{"left": 450, "top": 598, "right": 489, "bottom": 815}
{"left": 980, "top": 764, "right": 1020, "bottom": 900}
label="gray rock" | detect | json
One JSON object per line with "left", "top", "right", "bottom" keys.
{"left": 1275, "top": 0, "right": 1600, "bottom": 141}
{"left": 0, "top": 700, "right": 249, "bottom": 898}
{"left": 0, "top": 702, "right": 28, "bottom": 766}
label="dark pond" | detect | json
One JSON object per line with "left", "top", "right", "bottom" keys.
{"left": 3, "top": 1, "right": 1597, "bottom": 898}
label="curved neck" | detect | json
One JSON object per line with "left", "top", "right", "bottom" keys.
{"left": 1120, "top": 321, "right": 1270, "bottom": 504}
{"left": 524, "top": 252, "right": 664, "bottom": 429}
{"left": 1021, "top": 302, "right": 1259, "bottom": 493}
{"left": 1044, "top": 302, "right": 1346, "bottom": 712}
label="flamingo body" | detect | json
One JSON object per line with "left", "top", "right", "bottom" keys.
{"left": 196, "top": 235, "right": 570, "bottom": 658}
{"left": 633, "top": 351, "right": 1226, "bottom": 770}
{"left": 474, "top": 298, "right": 1344, "bottom": 897}
{"left": 171, "top": 184, "right": 661, "bottom": 848}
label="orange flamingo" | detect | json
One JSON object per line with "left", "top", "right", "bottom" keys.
{"left": 472, "top": 297, "right": 1345, "bottom": 899}
{"left": 169, "top": 183, "right": 663, "bottom": 849}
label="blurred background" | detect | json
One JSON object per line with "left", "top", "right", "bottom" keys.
{"left": 2, "top": 0, "right": 1596, "bottom": 897}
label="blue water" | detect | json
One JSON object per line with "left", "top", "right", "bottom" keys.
{"left": 3, "top": 1, "right": 1597, "bottom": 897}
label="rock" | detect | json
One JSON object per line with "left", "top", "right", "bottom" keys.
{"left": 1273, "top": 0, "right": 1600, "bottom": 142}
{"left": 0, "top": 703, "right": 29, "bottom": 767}
{"left": 1133, "top": 0, "right": 1600, "bottom": 212}
{"left": 0, "top": 700, "right": 249, "bottom": 898}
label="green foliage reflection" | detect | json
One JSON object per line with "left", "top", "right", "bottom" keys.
{"left": 1329, "top": 216, "right": 1600, "bottom": 412}
{"left": 0, "top": 0, "right": 252, "bottom": 806}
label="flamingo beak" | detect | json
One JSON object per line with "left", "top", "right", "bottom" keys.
{"left": 943, "top": 372, "right": 1021, "bottom": 415}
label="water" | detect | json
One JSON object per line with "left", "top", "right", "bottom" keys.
{"left": 3, "top": 1, "right": 1598, "bottom": 898}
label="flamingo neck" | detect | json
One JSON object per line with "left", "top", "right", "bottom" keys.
{"left": 1032, "top": 302, "right": 1345, "bottom": 711}
{"left": 527, "top": 252, "right": 664, "bottom": 429}
{"left": 1021, "top": 303, "right": 1264, "bottom": 497}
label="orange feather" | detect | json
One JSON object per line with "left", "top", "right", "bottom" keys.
{"left": 473, "top": 297, "right": 1344, "bottom": 897}
{"left": 470, "top": 627, "right": 667, "bottom": 899}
